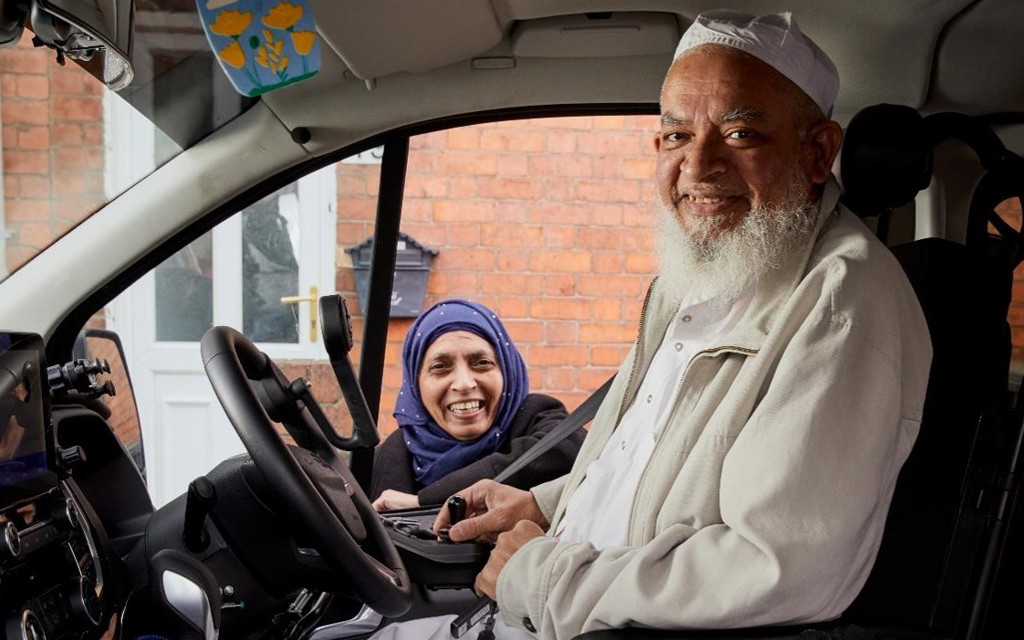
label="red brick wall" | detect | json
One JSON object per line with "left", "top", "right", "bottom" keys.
{"left": 999, "top": 199, "right": 1024, "bottom": 360}
{"left": 334, "top": 117, "right": 663, "bottom": 436}
{"left": 1, "top": 39, "right": 105, "bottom": 275}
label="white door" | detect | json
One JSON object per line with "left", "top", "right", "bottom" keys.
{"left": 112, "top": 171, "right": 336, "bottom": 507}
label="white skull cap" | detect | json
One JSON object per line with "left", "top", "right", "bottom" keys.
{"left": 673, "top": 10, "right": 839, "bottom": 117}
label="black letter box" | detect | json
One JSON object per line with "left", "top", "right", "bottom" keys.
{"left": 346, "top": 232, "right": 439, "bottom": 318}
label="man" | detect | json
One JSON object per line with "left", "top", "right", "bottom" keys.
{"left": 378, "top": 9, "right": 932, "bottom": 639}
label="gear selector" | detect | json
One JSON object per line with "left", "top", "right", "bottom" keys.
{"left": 438, "top": 494, "right": 467, "bottom": 543}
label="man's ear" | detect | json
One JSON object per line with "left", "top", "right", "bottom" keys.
{"left": 803, "top": 120, "right": 843, "bottom": 185}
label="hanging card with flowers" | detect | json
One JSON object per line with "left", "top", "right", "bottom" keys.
{"left": 198, "top": 0, "right": 320, "bottom": 97}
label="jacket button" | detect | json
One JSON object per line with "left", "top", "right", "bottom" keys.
{"left": 522, "top": 617, "right": 536, "bottom": 633}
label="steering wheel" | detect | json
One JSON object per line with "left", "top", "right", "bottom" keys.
{"left": 200, "top": 326, "right": 411, "bottom": 617}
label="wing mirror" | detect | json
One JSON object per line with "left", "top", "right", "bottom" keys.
{"left": 0, "top": 0, "right": 134, "bottom": 90}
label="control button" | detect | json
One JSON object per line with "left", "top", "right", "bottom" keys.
{"left": 3, "top": 521, "right": 20, "bottom": 558}
{"left": 64, "top": 499, "right": 81, "bottom": 530}
{"left": 522, "top": 617, "right": 536, "bottom": 633}
{"left": 60, "top": 445, "right": 88, "bottom": 470}
{"left": 22, "top": 610, "right": 45, "bottom": 640}
{"left": 674, "top": 342, "right": 683, "bottom": 352}
{"left": 69, "top": 575, "right": 102, "bottom": 625}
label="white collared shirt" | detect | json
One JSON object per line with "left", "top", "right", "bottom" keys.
{"left": 555, "top": 286, "right": 754, "bottom": 550}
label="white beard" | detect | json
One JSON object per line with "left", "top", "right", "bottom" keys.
{"left": 656, "top": 196, "right": 818, "bottom": 305}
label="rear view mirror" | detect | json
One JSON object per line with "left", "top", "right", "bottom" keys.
{"left": 0, "top": 0, "right": 134, "bottom": 90}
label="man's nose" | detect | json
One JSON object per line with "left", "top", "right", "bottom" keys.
{"left": 680, "top": 136, "right": 726, "bottom": 183}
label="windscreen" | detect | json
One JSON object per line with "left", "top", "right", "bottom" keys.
{"left": 1, "top": 0, "right": 256, "bottom": 284}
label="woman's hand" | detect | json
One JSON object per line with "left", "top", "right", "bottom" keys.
{"left": 371, "top": 489, "right": 420, "bottom": 512}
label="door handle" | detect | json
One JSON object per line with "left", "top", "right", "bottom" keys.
{"left": 281, "top": 285, "right": 319, "bottom": 342}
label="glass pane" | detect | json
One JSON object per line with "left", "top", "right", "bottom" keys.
{"left": 242, "top": 193, "right": 300, "bottom": 343}
{"left": 0, "top": 34, "right": 110, "bottom": 283}
{"left": 154, "top": 231, "right": 213, "bottom": 342}
{"left": 80, "top": 332, "right": 146, "bottom": 480}
{"left": 1, "top": 0, "right": 251, "bottom": 284}
{"left": 392, "top": 116, "right": 661, "bottom": 432}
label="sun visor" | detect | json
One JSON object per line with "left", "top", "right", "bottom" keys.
{"left": 512, "top": 12, "right": 680, "bottom": 59}
{"left": 310, "top": 0, "right": 501, "bottom": 81}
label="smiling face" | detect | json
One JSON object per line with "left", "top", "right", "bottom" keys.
{"left": 418, "top": 330, "right": 504, "bottom": 441}
{"left": 654, "top": 46, "right": 841, "bottom": 240}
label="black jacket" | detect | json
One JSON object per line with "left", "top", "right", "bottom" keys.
{"left": 369, "top": 393, "right": 585, "bottom": 506}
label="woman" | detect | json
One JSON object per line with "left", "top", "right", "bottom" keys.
{"left": 370, "top": 299, "right": 584, "bottom": 510}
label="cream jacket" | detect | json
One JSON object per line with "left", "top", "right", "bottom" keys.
{"left": 496, "top": 180, "right": 933, "bottom": 639}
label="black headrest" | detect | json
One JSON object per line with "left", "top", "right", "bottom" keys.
{"left": 840, "top": 104, "right": 934, "bottom": 218}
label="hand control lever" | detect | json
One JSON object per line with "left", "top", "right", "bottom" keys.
{"left": 448, "top": 494, "right": 467, "bottom": 524}
{"left": 437, "top": 494, "right": 467, "bottom": 543}
{"left": 183, "top": 476, "right": 217, "bottom": 552}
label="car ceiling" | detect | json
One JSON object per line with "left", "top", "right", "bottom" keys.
{"left": 257, "top": 0, "right": 1023, "bottom": 158}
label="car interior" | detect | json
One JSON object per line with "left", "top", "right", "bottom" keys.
{"left": 2, "top": 1, "right": 1024, "bottom": 639}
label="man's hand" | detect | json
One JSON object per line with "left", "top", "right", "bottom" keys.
{"left": 371, "top": 489, "right": 420, "bottom": 512}
{"left": 432, "top": 479, "right": 548, "bottom": 543}
{"left": 475, "top": 520, "right": 545, "bottom": 599}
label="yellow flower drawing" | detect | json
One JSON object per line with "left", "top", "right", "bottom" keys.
{"left": 210, "top": 9, "right": 252, "bottom": 37}
{"left": 263, "top": 2, "right": 304, "bottom": 30}
{"left": 218, "top": 41, "right": 246, "bottom": 69}
{"left": 255, "top": 45, "right": 270, "bottom": 69}
{"left": 255, "top": 29, "right": 290, "bottom": 77}
{"left": 291, "top": 30, "right": 316, "bottom": 55}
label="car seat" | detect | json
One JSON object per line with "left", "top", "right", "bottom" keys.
{"left": 839, "top": 105, "right": 1024, "bottom": 640}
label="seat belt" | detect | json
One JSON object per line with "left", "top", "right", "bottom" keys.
{"left": 493, "top": 376, "right": 614, "bottom": 484}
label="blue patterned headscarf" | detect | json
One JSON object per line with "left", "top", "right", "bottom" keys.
{"left": 394, "top": 299, "right": 529, "bottom": 487}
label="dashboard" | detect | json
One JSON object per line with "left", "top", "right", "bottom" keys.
{"left": 1, "top": 332, "right": 120, "bottom": 640}
{"left": 0, "top": 327, "right": 491, "bottom": 640}
{"left": 1, "top": 483, "right": 113, "bottom": 640}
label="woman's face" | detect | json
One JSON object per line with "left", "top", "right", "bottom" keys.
{"left": 418, "top": 330, "right": 504, "bottom": 441}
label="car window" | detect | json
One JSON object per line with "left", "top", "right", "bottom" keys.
{"left": 91, "top": 115, "right": 666, "bottom": 505}
{"left": 97, "top": 154, "right": 370, "bottom": 505}
{"left": 379, "top": 116, "right": 661, "bottom": 436}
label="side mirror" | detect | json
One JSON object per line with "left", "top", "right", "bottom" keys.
{"left": 0, "top": 1, "right": 27, "bottom": 47}
{"left": 72, "top": 328, "right": 147, "bottom": 481}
